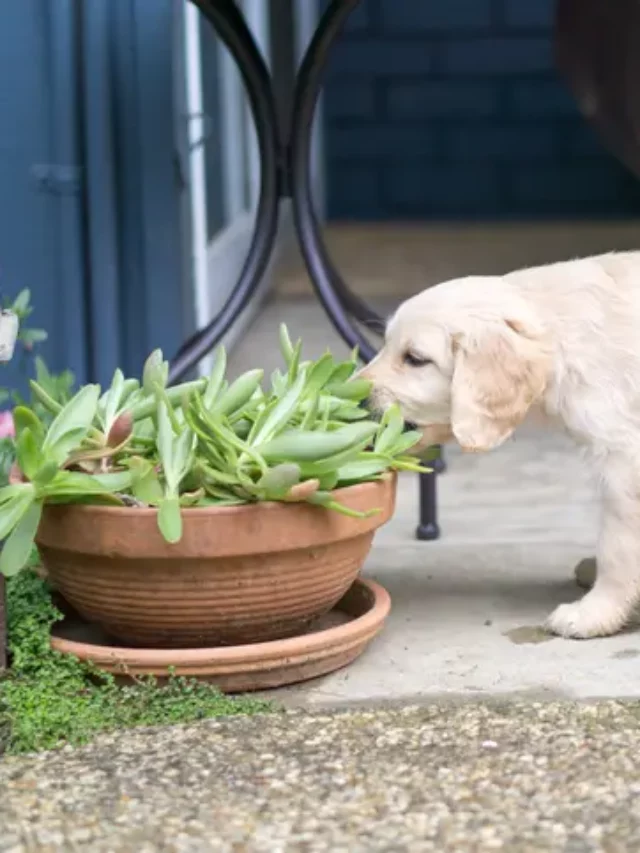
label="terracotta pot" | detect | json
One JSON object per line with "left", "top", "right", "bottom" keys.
{"left": 50, "top": 578, "right": 391, "bottom": 692}
{"left": 36, "top": 474, "right": 396, "bottom": 648}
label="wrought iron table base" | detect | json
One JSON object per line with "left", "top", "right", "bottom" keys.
{"left": 0, "top": 0, "right": 443, "bottom": 671}
{"left": 172, "top": 0, "right": 442, "bottom": 540}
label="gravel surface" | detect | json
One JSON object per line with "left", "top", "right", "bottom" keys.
{"left": 2, "top": 701, "right": 640, "bottom": 852}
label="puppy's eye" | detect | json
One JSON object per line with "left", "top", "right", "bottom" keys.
{"left": 403, "top": 351, "right": 432, "bottom": 368}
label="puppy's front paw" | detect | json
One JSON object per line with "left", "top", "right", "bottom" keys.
{"left": 546, "top": 594, "right": 627, "bottom": 639}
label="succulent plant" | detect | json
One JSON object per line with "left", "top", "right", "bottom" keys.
{"left": 0, "top": 325, "right": 431, "bottom": 576}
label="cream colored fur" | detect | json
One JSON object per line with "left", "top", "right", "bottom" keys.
{"left": 361, "top": 251, "right": 640, "bottom": 639}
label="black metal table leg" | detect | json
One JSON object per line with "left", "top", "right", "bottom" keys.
{"left": 417, "top": 470, "right": 440, "bottom": 541}
{"left": 288, "top": 0, "right": 441, "bottom": 538}
{"left": 169, "top": 0, "right": 281, "bottom": 384}
{"left": 171, "top": 0, "right": 440, "bottom": 541}
{"left": 289, "top": 0, "right": 383, "bottom": 358}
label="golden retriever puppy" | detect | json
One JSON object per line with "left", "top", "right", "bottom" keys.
{"left": 361, "top": 252, "right": 640, "bottom": 639}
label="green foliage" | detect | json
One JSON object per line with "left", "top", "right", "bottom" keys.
{"left": 0, "top": 571, "right": 272, "bottom": 755}
{"left": 0, "top": 324, "right": 433, "bottom": 577}
{"left": 0, "top": 288, "right": 74, "bottom": 416}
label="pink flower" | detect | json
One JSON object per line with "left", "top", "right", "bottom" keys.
{"left": 0, "top": 411, "right": 15, "bottom": 439}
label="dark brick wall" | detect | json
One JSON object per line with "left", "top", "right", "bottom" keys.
{"left": 324, "top": 0, "right": 640, "bottom": 220}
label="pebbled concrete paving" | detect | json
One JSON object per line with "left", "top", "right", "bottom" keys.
{"left": 2, "top": 702, "right": 640, "bottom": 852}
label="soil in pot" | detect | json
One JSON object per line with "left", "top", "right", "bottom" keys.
{"left": 37, "top": 474, "right": 396, "bottom": 648}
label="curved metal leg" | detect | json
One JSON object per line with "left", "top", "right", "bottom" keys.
{"left": 289, "top": 0, "right": 440, "bottom": 538}
{"left": 169, "top": 0, "right": 281, "bottom": 383}
{"left": 289, "top": 0, "right": 384, "bottom": 361}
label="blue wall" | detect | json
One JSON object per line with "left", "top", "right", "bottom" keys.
{"left": 0, "top": 0, "right": 188, "bottom": 397}
{"left": 0, "top": 1, "right": 89, "bottom": 393}
{"left": 324, "top": 0, "right": 640, "bottom": 220}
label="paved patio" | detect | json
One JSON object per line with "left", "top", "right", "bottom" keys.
{"left": 2, "top": 296, "right": 639, "bottom": 853}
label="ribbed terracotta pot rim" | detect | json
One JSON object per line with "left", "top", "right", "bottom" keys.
{"left": 37, "top": 473, "right": 396, "bottom": 559}
{"left": 50, "top": 578, "right": 391, "bottom": 668}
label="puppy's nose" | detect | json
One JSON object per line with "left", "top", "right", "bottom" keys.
{"left": 403, "top": 419, "right": 418, "bottom": 433}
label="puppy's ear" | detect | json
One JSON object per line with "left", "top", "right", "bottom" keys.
{"left": 451, "top": 317, "right": 551, "bottom": 452}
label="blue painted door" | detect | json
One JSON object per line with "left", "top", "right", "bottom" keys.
{"left": 0, "top": 0, "right": 89, "bottom": 395}
{"left": 0, "top": 0, "right": 188, "bottom": 399}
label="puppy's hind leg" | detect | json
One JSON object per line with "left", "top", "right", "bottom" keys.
{"left": 548, "top": 456, "right": 640, "bottom": 638}
{"left": 574, "top": 557, "right": 597, "bottom": 590}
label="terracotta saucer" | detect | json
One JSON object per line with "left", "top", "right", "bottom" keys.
{"left": 50, "top": 578, "right": 391, "bottom": 693}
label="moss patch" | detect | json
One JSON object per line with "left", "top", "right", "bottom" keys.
{"left": 0, "top": 571, "right": 273, "bottom": 755}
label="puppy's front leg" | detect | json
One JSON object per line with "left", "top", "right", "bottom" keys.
{"left": 547, "top": 460, "right": 640, "bottom": 639}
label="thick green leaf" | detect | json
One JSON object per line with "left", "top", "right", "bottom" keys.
{"left": 142, "top": 349, "right": 168, "bottom": 395}
{"left": 304, "top": 353, "right": 335, "bottom": 396}
{"left": 384, "top": 429, "right": 423, "bottom": 457}
{"left": 203, "top": 347, "right": 227, "bottom": 408}
{"left": 257, "top": 464, "right": 301, "bottom": 497}
{"left": 374, "top": 404, "right": 405, "bottom": 454}
{"left": 179, "top": 489, "right": 205, "bottom": 507}
{"left": 43, "top": 385, "right": 100, "bottom": 458}
{"left": 287, "top": 339, "right": 302, "bottom": 384}
{"left": 199, "top": 463, "right": 240, "bottom": 488}
{"left": 39, "top": 470, "right": 132, "bottom": 498}
{"left": 87, "top": 470, "right": 134, "bottom": 492}
{"left": 172, "top": 427, "right": 195, "bottom": 480}
{"left": 44, "top": 429, "right": 94, "bottom": 465}
{"left": 279, "top": 323, "right": 294, "bottom": 364}
{"left": 120, "top": 378, "right": 140, "bottom": 404}
{"left": 128, "top": 378, "right": 205, "bottom": 423}
{"left": 307, "top": 490, "right": 378, "bottom": 519}
{"left": 233, "top": 418, "right": 252, "bottom": 440}
{"left": 45, "top": 493, "right": 124, "bottom": 506}
{"left": 198, "top": 495, "right": 245, "bottom": 507}
{"left": 317, "top": 470, "right": 339, "bottom": 491}
{"left": 0, "top": 487, "right": 35, "bottom": 540}
{"left": 31, "top": 461, "right": 60, "bottom": 487}
{"left": 270, "top": 369, "right": 287, "bottom": 397}
{"left": 329, "top": 359, "right": 358, "bottom": 384}
{"left": 215, "top": 370, "right": 264, "bottom": 418}
{"left": 301, "top": 392, "right": 320, "bottom": 430}
{"left": 297, "top": 439, "right": 372, "bottom": 477}
{"left": 325, "top": 378, "right": 372, "bottom": 402}
{"left": 251, "top": 371, "right": 306, "bottom": 446}
{"left": 12, "top": 406, "right": 45, "bottom": 442}
{"left": 29, "top": 380, "right": 63, "bottom": 417}
{"left": 12, "top": 288, "right": 31, "bottom": 314}
{"left": 34, "top": 355, "right": 52, "bottom": 385}
{"left": 102, "top": 368, "right": 125, "bottom": 429}
{"left": 0, "top": 499, "right": 42, "bottom": 576}
{"left": 0, "top": 483, "right": 33, "bottom": 505}
{"left": 131, "top": 461, "right": 164, "bottom": 506}
{"left": 21, "top": 328, "right": 47, "bottom": 345}
{"left": 257, "top": 421, "right": 378, "bottom": 464}
{"left": 15, "top": 428, "right": 44, "bottom": 481}
{"left": 157, "top": 497, "right": 182, "bottom": 543}
{"left": 331, "top": 405, "right": 369, "bottom": 422}
{"left": 336, "top": 459, "right": 388, "bottom": 482}
{"left": 156, "top": 398, "right": 175, "bottom": 488}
